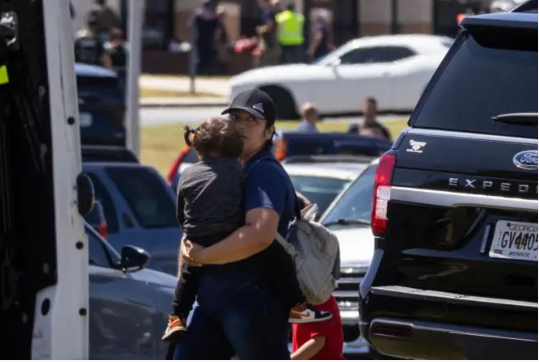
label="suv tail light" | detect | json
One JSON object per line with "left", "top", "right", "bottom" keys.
{"left": 167, "top": 146, "right": 191, "bottom": 183}
{"left": 371, "top": 152, "right": 396, "bottom": 235}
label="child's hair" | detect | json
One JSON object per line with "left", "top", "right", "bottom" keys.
{"left": 184, "top": 117, "right": 243, "bottom": 159}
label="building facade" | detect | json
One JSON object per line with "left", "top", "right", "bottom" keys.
{"left": 72, "top": 0, "right": 493, "bottom": 49}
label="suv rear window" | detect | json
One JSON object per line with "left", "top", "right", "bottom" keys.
{"left": 106, "top": 166, "right": 178, "bottom": 229}
{"left": 411, "top": 30, "right": 538, "bottom": 138}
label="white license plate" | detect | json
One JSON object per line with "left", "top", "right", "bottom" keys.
{"left": 489, "top": 220, "right": 538, "bottom": 262}
{"left": 79, "top": 113, "right": 93, "bottom": 127}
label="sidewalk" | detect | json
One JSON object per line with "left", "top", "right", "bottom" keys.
{"left": 139, "top": 75, "right": 230, "bottom": 107}
{"left": 140, "top": 75, "right": 230, "bottom": 95}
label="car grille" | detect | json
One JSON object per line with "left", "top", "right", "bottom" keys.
{"left": 334, "top": 266, "right": 368, "bottom": 313}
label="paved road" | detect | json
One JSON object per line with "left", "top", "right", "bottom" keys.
{"left": 140, "top": 106, "right": 407, "bottom": 127}
{"left": 140, "top": 76, "right": 230, "bottom": 96}
{"left": 140, "top": 106, "right": 225, "bottom": 126}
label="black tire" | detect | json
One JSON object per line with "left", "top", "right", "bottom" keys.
{"left": 259, "top": 86, "right": 299, "bottom": 120}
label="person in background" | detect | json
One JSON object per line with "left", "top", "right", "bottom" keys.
{"left": 276, "top": 3, "right": 305, "bottom": 64}
{"left": 256, "top": 0, "right": 281, "bottom": 68}
{"left": 193, "top": 0, "right": 220, "bottom": 76}
{"left": 104, "top": 27, "right": 128, "bottom": 86}
{"left": 215, "top": 7, "right": 231, "bottom": 75}
{"left": 91, "top": 0, "right": 122, "bottom": 41}
{"left": 346, "top": 123, "right": 359, "bottom": 134}
{"left": 297, "top": 103, "right": 320, "bottom": 133}
{"left": 169, "top": 35, "right": 192, "bottom": 53}
{"left": 361, "top": 97, "right": 391, "bottom": 141}
{"left": 308, "top": 11, "right": 333, "bottom": 62}
{"left": 75, "top": 13, "right": 113, "bottom": 69}
{"left": 348, "top": 98, "right": 391, "bottom": 141}
{"left": 360, "top": 127, "right": 385, "bottom": 139}
{"left": 291, "top": 295, "right": 345, "bottom": 360}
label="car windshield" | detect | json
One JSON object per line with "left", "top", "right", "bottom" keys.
{"left": 84, "top": 202, "right": 104, "bottom": 227}
{"left": 106, "top": 166, "right": 178, "bottom": 229}
{"left": 312, "top": 40, "right": 355, "bottom": 65}
{"left": 289, "top": 175, "right": 351, "bottom": 215}
{"left": 85, "top": 224, "right": 120, "bottom": 267}
{"left": 321, "top": 165, "right": 376, "bottom": 226}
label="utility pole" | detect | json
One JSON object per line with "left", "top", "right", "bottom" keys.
{"left": 390, "top": 0, "right": 399, "bottom": 34}
{"left": 126, "top": 0, "right": 142, "bottom": 158}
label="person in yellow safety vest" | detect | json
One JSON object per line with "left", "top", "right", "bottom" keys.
{"left": 276, "top": 4, "right": 305, "bottom": 64}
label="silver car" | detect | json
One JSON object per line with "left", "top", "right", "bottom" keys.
{"left": 86, "top": 222, "right": 176, "bottom": 359}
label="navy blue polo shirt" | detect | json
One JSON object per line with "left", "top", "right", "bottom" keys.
{"left": 243, "top": 149, "right": 295, "bottom": 239}
{"left": 196, "top": 149, "right": 296, "bottom": 307}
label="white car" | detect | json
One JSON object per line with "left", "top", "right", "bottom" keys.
{"left": 282, "top": 158, "right": 370, "bottom": 217}
{"left": 317, "top": 158, "right": 379, "bottom": 356}
{"left": 230, "top": 34, "right": 453, "bottom": 119}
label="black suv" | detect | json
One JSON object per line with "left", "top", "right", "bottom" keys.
{"left": 76, "top": 63, "right": 126, "bottom": 147}
{"left": 359, "top": 3, "right": 538, "bottom": 360}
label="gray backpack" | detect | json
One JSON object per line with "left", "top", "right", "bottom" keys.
{"left": 245, "top": 158, "right": 341, "bottom": 305}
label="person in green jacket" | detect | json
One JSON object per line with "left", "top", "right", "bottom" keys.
{"left": 103, "top": 27, "right": 128, "bottom": 87}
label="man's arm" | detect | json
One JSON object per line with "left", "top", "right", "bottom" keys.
{"left": 199, "top": 207, "right": 279, "bottom": 265}
{"left": 198, "top": 162, "right": 286, "bottom": 265}
{"left": 99, "top": 41, "right": 113, "bottom": 69}
{"left": 291, "top": 336, "right": 327, "bottom": 360}
{"left": 308, "top": 29, "right": 323, "bottom": 57}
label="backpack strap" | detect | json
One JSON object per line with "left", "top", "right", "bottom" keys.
{"left": 275, "top": 232, "right": 297, "bottom": 257}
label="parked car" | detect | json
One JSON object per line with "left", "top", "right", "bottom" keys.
{"left": 312, "top": 159, "right": 378, "bottom": 357}
{"left": 84, "top": 161, "right": 181, "bottom": 276}
{"left": 76, "top": 63, "right": 126, "bottom": 147}
{"left": 84, "top": 201, "right": 108, "bottom": 239}
{"left": 360, "top": 7, "right": 538, "bottom": 360}
{"left": 167, "top": 146, "right": 199, "bottom": 191}
{"left": 282, "top": 155, "right": 371, "bottom": 217}
{"left": 274, "top": 131, "right": 392, "bottom": 162}
{"left": 167, "top": 133, "right": 391, "bottom": 192}
{"left": 230, "top": 34, "right": 453, "bottom": 119}
{"left": 85, "top": 222, "right": 175, "bottom": 359}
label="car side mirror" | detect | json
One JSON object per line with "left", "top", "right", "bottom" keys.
{"left": 119, "top": 245, "right": 150, "bottom": 272}
{"left": 77, "top": 172, "right": 95, "bottom": 216}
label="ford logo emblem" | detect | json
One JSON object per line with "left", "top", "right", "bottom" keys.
{"left": 513, "top": 150, "right": 538, "bottom": 170}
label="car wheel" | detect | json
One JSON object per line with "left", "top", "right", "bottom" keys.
{"left": 259, "top": 86, "right": 298, "bottom": 120}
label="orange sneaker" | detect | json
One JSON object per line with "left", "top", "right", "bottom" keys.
{"left": 162, "top": 315, "right": 187, "bottom": 342}
{"left": 289, "top": 303, "right": 332, "bottom": 324}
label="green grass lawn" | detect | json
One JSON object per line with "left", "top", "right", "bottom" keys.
{"left": 141, "top": 119, "right": 408, "bottom": 176}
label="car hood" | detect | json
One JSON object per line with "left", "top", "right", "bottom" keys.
{"left": 230, "top": 64, "right": 315, "bottom": 87}
{"left": 129, "top": 267, "right": 177, "bottom": 289}
{"left": 331, "top": 226, "right": 375, "bottom": 266}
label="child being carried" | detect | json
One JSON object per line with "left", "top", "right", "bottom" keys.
{"left": 163, "top": 117, "right": 331, "bottom": 343}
